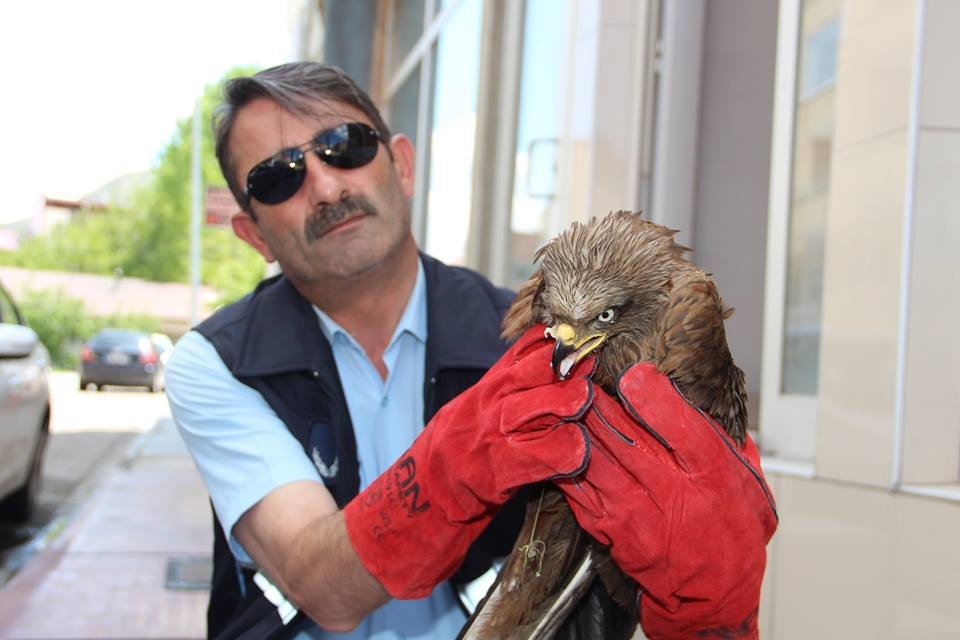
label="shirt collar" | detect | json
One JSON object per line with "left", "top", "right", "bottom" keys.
{"left": 312, "top": 259, "right": 428, "bottom": 348}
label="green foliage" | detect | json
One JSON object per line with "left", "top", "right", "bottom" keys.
{"left": 1, "top": 66, "right": 267, "bottom": 300}
{"left": 18, "top": 288, "right": 161, "bottom": 369}
{"left": 17, "top": 289, "right": 95, "bottom": 369}
{"left": 121, "top": 80, "right": 229, "bottom": 282}
{"left": 202, "top": 226, "right": 266, "bottom": 305}
{"left": 0, "top": 209, "right": 135, "bottom": 274}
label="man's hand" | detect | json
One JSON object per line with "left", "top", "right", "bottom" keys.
{"left": 555, "top": 362, "right": 778, "bottom": 640}
{"left": 343, "top": 324, "right": 595, "bottom": 599}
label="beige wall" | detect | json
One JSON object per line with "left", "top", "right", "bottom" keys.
{"left": 761, "top": 0, "right": 960, "bottom": 636}
{"left": 761, "top": 473, "right": 960, "bottom": 638}
{"left": 900, "top": 0, "right": 960, "bottom": 484}
{"left": 817, "top": 0, "right": 916, "bottom": 486}
{"left": 817, "top": 0, "right": 960, "bottom": 488}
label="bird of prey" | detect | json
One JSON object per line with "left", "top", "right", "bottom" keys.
{"left": 459, "top": 210, "right": 747, "bottom": 639}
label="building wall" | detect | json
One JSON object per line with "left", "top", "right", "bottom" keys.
{"left": 816, "top": 0, "right": 918, "bottom": 486}
{"left": 762, "top": 474, "right": 960, "bottom": 638}
{"left": 321, "top": 0, "right": 376, "bottom": 90}
{"left": 692, "top": 0, "right": 778, "bottom": 427}
{"left": 331, "top": 1, "right": 960, "bottom": 637}
{"left": 900, "top": 0, "right": 960, "bottom": 484}
{"left": 761, "top": 0, "right": 960, "bottom": 636}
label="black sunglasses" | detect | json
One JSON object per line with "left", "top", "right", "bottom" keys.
{"left": 245, "top": 122, "right": 383, "bottom": 205}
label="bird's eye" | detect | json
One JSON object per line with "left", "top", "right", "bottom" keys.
{"left": 597, "top": 308, "right": 617, "bottom": 324}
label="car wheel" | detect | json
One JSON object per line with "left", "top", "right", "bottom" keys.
{"left": 0, "top": 414, "right": 49, "bottom": 522}
{"left": 79, "top": 379, "right": 88, "bottom": 391}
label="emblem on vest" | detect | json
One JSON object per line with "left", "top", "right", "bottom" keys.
{"left": 312, "top": 447, "right": 339, "bottom": 479}
{"left": 308, "top": 421, "right": 339, "bottom": 484}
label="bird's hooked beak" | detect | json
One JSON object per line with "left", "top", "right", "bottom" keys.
{"left": 544, "top": 323, "right": 608, "bottom": 379}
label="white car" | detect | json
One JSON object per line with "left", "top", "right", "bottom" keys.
{"left": 0, "top": 282, "right": 51, "bottom": 521}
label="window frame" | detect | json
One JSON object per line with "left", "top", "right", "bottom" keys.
{"left": 380, "top": 0, "right": 467, "bottom": 247}
{"left": 760, "top": 0, "right": 819, "bottom": 465}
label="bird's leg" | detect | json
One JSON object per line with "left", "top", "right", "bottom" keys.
{"left": 458, "top": 488, "right": 594, "bottom": 638}
{"left": 519, "top": 487, "right": 548, "bottom": 577}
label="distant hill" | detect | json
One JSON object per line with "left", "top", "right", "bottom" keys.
{"left": 0, "top": 217, "right": 32, "bottom": 235}
{"left": 83, "top": 170, "right": 154, "bottom": 208}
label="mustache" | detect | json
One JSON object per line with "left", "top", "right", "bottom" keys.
{"left": 304, "top": 194, "right": 378, "bottom": 243}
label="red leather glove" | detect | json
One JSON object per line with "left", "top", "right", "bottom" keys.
{"left": 343, "top": 325, "right": 595, "bottom": 599}
{"left": 555, "top": 362, "right": 778, "bottom": 639}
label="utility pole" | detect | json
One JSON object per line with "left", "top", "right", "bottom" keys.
{"left": 190, "top": 97, "right": 202, "bottom": 326}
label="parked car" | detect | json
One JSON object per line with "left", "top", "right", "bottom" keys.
{"left": 78, "top": 328, "right": 172, "bottom": 392}
{"left": 0, "top": 280, "right": 51, "bottom": 521}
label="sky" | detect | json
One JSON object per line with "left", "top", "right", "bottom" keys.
{"left": 0, "top": 0, "right": 303, "bottom": 224}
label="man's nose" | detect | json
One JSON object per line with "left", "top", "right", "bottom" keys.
{"left": 302, "top": 150, "right": 347, "bottom": 204}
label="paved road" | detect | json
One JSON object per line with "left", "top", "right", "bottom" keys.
{"left": 0, "top": 370, "right": 172, "bottom": 579}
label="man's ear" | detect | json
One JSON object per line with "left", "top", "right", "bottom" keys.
{"left": 387, "top": 134, "right": 416, "bottom": 200}
{"left": 231, "top": 211, "right": 276, "bottom": 263}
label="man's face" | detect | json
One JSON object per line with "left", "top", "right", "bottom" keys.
{"left": 229, "top": 97, "right": 416, "bottom": 285}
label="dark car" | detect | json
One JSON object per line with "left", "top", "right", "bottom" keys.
{"left": 78, "top": 329, "right": 172, "bottom": 392}
{"left": 0, "top": 280, "right": 51, "bottom": 521}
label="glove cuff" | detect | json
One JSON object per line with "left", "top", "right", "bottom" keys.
{"left": 640, "top": 594, "right": 760, "bottom": 640}
{"left": 343, "top": 453, "right": 490, "bottom": 599}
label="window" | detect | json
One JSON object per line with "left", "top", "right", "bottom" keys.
{"left": 504, "top": 0, "right": 572, "bottom": 288}
{"left": 380, "top": 0, "right": 483, "bottom": 266}
{"left": 799, "top": 17, "right": 839, "bottom": 99}
{"left": 383, "top": 1, "right": 424, "bottom": 146}
{"left": 761, "top": 0, "right": 841, "bottom": 462}
{"left": 423, "top": 0, "right": 483, "bottom": 265}
{"left": 388, "top": 63, "right": 421, "bottom": 149}
{"left": 781, "top": 6, "right": 840, "bottom": 396}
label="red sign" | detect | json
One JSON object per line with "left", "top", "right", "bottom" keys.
{"left": 206, "top": 187, "right": 240, "bottom": 227}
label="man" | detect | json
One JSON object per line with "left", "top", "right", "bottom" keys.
{"left": 166, "top": 62, "right": 593, "bottom": 639}
{"left": 169, "top": 62, "right": 776, "bottom": 640}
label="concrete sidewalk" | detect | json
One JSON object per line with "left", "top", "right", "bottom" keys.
{"left": 0, "top": 418, "right": 212, "bottom": 639}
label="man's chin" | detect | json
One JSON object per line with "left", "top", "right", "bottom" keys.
{"left": 283, "top": 223, "right": 414, "bottom": 285}
{"left": 306, "top": 246, "right": 398, "bottom": 283}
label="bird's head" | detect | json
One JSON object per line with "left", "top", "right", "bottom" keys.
{"left": 502, "top": 211, "right": 690, "bottom": 386}
{"left": 543, "top": 320, "right": 608, "bottom": 379}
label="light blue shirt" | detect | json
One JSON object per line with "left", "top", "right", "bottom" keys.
{"left": 166, "top": 261, "right": 467, "bottom": 639}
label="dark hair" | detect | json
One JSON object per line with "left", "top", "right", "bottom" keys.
{"left": 213, "top": 62, "right": 392, "bottom": 211}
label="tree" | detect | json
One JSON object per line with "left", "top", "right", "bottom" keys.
{"left": 3, "top": 208, "right": 136, "bottom": 274}
{"left": 0, "top": 67, "right": 266, "bottom": 303}
{"left": 123, "top": 67, "right": 265, "bottom": 298}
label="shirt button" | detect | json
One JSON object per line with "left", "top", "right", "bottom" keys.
{"left": 381, "top": 396, "right": 389, "bottom": 407}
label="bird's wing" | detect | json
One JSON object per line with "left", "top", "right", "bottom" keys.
{"left": 501, "top": 270, "right": 545, "bottom": 342}
{"left": 654, "top": 270, "right": 748, "bottom": 443}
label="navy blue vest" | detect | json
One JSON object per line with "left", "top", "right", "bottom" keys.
{"left": 195, "top": 254, "right": 529, "bottom": 638}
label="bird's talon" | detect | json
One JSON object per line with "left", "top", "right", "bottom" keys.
{"left": 520, "top": 540, "right": 547, "bottom": 577}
